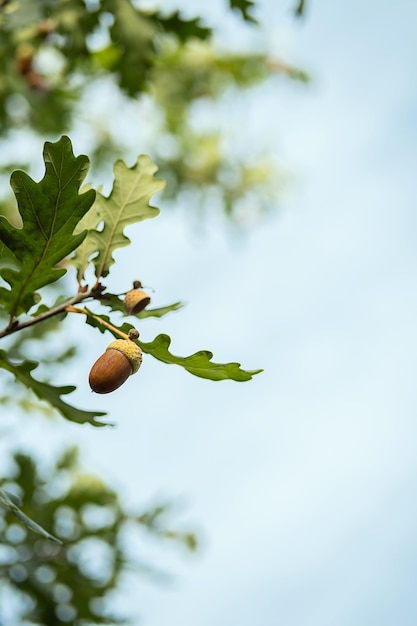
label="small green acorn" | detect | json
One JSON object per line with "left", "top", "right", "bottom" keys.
{"left": 89, "top": 332, "right": 142, "bottom": 394}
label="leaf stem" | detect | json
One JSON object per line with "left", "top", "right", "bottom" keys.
{"left": 0, "top": 281, "right": 128, "bottom": 341}
{"left": 65, "top": 306, "right": 129, "bottom": 339}
{"left": 0, "top": 289, "right": 95, "bottom": 340}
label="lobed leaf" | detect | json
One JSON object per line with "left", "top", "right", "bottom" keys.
{"left": 138, "top": 333, "right": 263, "bottom": 381}
{"left": 84, "top": 313, "right": 262, "bottom": 382}
{"left": 97, "top": 292, "right": 184, "bottom": 318}
{"left": 0, "top": 136, "right": 96, "bottom": 318}
{"left": 72, "top": 155, "right": 165, "bottom": 281}
{"left": 0, "top": 349, "right": 107, "bottom": 427}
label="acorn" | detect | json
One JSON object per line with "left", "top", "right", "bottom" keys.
{"left": 89, "top": 334, "right": 142, "bottom": 394}
{"left": 124, "top": 281, "right": 151, "bottom": 315}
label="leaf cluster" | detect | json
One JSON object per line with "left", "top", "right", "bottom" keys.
{"left": 0, "top": 0, "right": 212, "bottom": 130}
{"left": 0, "top": 447, "right": 198, "bottom": 625}
{"left": 0, "top": 136, "right": 261, "bottom": 427}
{"left": 0, "top": 0, "right": 308, "bottom": 223}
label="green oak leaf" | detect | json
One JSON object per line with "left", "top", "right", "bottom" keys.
{"left": 84, "top": 313, "right": 262, "bottom": 382}
{"left": 97, "top": 292, "right": 184, "bottom": 318}
{"left": 72, "top": 155, "right": 165, "bottom": 281}
{"left": 138, "top": 334, "right": 262, "bottom": 381}
{"left": 0, "top": 349, "right": 107, "bottom": 427}
{"left": 0, "top": 488, "right": 62, "bottom": 544}
{"left": 139, "top": 302, "right": 184, "bottom": 319}
{"left": 0, "top": 136, "right": 96, "bottom": 318}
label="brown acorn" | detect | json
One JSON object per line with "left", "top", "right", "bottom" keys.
{"left": 89, "top": 337, "right": 142, "bottom": 394}
{"left": 124, "top": 282, "right": 151, "bottom": 315}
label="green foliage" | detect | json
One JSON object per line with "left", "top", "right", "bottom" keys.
{"left": 138, "top": 334, "right": 262, "bottom": 382}
{"left": 0, "top": 136, "right": 95, "bottom": 318}
{"left": 229, "top": 0, "right": 258, "bottom": 23}
{"left": 0, "top": 349, "right": 106, "bottom": 426}
{"left": 294, "top": 0, "right": 307, "bottom": 17}
{"left": 154, "top": 10, "right": 212, "bottom": 42}
{"left": 73, "top": 155, "right": 165, "bottom": 282}
{"left": 0, "top": 2, "right": 278, "bottom": 619}
{"left": 148, "top": 40, "right": 305, "bottom": 220}
{"left": 0, "top": 0, "right": 214, "bottom": 118}
{"left": 98, "top": 292, "right": 184, "bottom": 319}
{"left": 85, "top": 312, "right": 262, "bottom": 382}
{"left": 101, "top": 0, "right": 158, "bottom": 97}
{"left": 0, "top": 136, "right": 261, "bottom": 429}
{"left": 0, "top": 0, "right": 307, "bottom": 224}
{"left": 230, "top": 0, "right": 306, "bottom": 20}
{"left": 0, "top": 447, "right": 198, "bottom": 625}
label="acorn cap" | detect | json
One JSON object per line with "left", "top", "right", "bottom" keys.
{"left": 107, "top": 339, "right": 142, "bottom": 373}
{"left": 124, "top": 289, "right": 151, "bottom": 315}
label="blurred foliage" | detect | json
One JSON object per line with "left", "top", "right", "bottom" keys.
{"left": 0, "top": 1, "right": 305, "bottom": 622}
{"left": 229, "top": 0, "right": 258, "bottom": 23}
{"left": 294, "top": 0, "right": 307, "bottom": 18}
{"left": 0, "top": 0, "right": 308, "bottom": 223}
{"left": 0, "top": 446, "right": 198, "bottom": 625}
{"left": 0, "top": 306, "right": 80, "bottom": 419}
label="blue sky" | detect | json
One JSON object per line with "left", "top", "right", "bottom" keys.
{"left": 79, "top": 2, "right": 417, "bottom": 624}
{"left": 2, "top": 1, "right": 417, "bottom": 625}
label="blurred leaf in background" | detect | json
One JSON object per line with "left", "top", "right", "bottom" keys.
{"left": 0, "top": 1, "right": 305, "bottom": 621}
{"left": 0, "top": 447, "right": 198, "bottom": 625}
{"left": 0, "top": 0, "right": 308, "bottom": 224}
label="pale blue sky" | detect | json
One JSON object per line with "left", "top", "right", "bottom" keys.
{"left": 2, "top": 1, "right": 417, "bottom": 625}
{"left": 81, "top": 2, "right": 417, "bottom": 624}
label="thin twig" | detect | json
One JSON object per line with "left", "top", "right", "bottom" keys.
{"left": 65, "top": 306, "right": 129, "bottom": 339}
{"left": 0, "top": 289, "right": 95, "bottom": 340}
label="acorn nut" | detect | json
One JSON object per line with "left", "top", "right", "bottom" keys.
{"left": 124, "top": 286, "right": 151, "bottom": 315}
{"left": 89, "top": 339, "right": 142, "bottom": 394}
